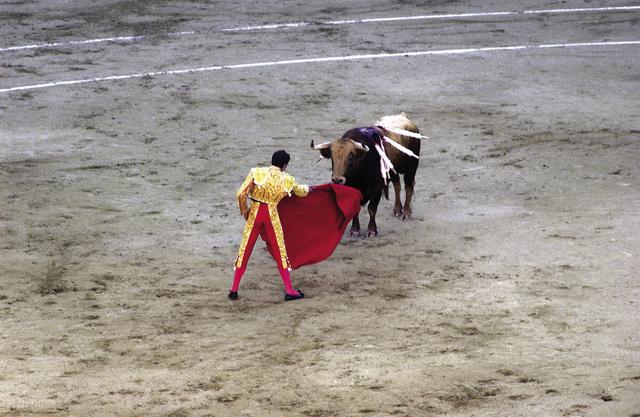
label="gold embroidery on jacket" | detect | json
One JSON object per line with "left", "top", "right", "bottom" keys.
{"left": 235, "top": 202, "right": 259, "bottom": 268}
{"left": 267, "top": 204, "right": 289, "bottom": 269}
{"left": 236, "top": 172, "right": 254, "bottom": 218}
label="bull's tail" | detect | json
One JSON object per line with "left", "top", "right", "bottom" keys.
{"left": 383, "top": 183, "right": 389, "bottom": 200}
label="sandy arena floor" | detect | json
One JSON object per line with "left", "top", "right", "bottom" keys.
{"left": 1, "top": 1, "right": 639, "bottom": 416}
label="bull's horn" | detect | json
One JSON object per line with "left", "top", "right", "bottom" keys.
{"left": 311, "top": 140, "right": 332, "bottom": 150}
{"left": 349, "top": 139, "right": 369, "bottom": 152}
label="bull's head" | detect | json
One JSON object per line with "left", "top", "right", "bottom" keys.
{"left": 311, "top": 138, "right": 370, "bottom": 184}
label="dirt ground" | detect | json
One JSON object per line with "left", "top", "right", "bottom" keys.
{"left": 1, "top": 1, "right": 639, "bottom": 416}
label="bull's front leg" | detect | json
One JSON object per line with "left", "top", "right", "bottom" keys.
{"left": 367, "top": 191, "right": 383, "bottom": 237}
{"left": 350, "top": 214, "right": 361, "bottom": 237}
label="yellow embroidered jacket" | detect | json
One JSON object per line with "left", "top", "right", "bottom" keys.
{"left": 236, "top": 166, "right": 309, "bottom": 213}
{"left": 235, "top": 166, "right": 309, "bottom": 269}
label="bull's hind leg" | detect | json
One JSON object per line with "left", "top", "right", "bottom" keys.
{"left": 390, "top": 172, "right": 403, "bottom": 217}
{"left": 402, "top": 170, "right": 417, "bottom": 220}
{"left": 367, "top": 191, "right": 383, "bottom": 237}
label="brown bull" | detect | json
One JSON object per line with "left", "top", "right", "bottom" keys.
{"left": 311, "top": 113, "right": 422, "bottom": 237}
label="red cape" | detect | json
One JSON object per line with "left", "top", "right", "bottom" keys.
{"left": 261, "top": 184, "right": 362, "bottom": 269}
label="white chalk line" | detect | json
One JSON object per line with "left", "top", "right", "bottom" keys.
{"left": 2, "top": 5, "right": 639, "bottom": 52}
{"left": 223, "top": 5, "right": 640, "bottom": 31}
{"left": 0, "top": 31, "right": 194, "bottom": 53}
{"left": 2, "top": 40, "right": 639, "bottom": 94}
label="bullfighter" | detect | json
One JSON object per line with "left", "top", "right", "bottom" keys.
{"left": 231, "top": 150, "right": 310, "bottom": 301}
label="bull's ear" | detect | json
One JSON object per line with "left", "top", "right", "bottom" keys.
{"left": 319, "top": 147, "right": 331, "bottom": 159}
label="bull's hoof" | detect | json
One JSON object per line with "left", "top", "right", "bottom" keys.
{"left": 402, "top": 210, "right": 412, "bottom": 220}
{"left": 393, "top": 203, "right": 403, "bottom": 217}
{"left": 367, "top": 230, "right": 378, "bottom": 238}
{"left": 349, "top": 228, "right": 361, "bottom": 237}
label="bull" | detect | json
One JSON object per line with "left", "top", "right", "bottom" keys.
{"left": 311, "top": 113, "right": 424, "bottom": 237}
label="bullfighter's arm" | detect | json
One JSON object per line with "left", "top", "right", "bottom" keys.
{"left": 236, "top": 170, "right": 254, "bottom": 219}
{"left": 283, "top": 173, "right": 309, "bottom": 197}
{"left": 292, "top": 182, "right": 310, "bottom": 198}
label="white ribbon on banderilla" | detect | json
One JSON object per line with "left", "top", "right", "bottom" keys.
{"left": 376, "top": 125, "right": 427, "bottom": 185}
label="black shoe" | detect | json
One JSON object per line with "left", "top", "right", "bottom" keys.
{"left": 285, "top": 290, "right": 304, "bottom": 301}
{"left": 228, "top": 291, "right": 238, "bottom": 300}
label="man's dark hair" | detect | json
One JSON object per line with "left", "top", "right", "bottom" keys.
{"left": 271, "top": 150, "right": 290, "bottom": 168}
